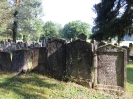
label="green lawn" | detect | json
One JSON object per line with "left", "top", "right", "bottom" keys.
{"left": 126, "top": 62, "right": 133, "bottom": 98}
{"left": 0, "top": 63, "right": 132, "bottom": 99}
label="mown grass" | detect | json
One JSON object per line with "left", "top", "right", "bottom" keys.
{"left": 126, "top": 62, "right": 133, "bottom": 98}
{"left": 0, "top": 62, "right": 132, "bottom": 99}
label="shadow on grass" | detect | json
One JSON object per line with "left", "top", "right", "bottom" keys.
{"left": 0, "top": 73, "right": 60, "bottom": 99}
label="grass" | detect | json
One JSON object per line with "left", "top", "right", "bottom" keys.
{"left": 0, "top": 63, "right": 132, "bottom": 99}
{"left": 126, "top": 62, "right": 133, "bottom": 98}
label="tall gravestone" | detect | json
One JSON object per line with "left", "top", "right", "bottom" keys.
{"left": 47, "top": 39, "right": 66, "bottom": 80}
{"left": 11, "top": 50, "right": 32, "bottom": 72}
{"left": 66, "top": 40, "right": 93, "bottom": 88}
{"left": 32, "top": 47, "right": 47, "bottom": 74}
{"left": 0, "top": 52, "right": 11, "bottom": 71}
{"left": 42, "top": 37, "right": 47, "bottom": 47}
{"left": 94, "top": 44, "right": 126, "bottom": 92}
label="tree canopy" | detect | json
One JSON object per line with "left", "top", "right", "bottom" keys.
{"left": 0, "top": 0, "right": 43, "bottom": 42}
{"left": 90, "top": 0, "right": 133, "bottom": 42}
{"left": 42, "top": 21, "right": 62, "bottom": 39}
{"left": 61, "top": 20, "right": 90, "bottom": 40}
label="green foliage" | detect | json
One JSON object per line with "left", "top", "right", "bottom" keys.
{"left": 91, "top": 0, "right": 133, "bottom": 42}
{"left": 17, "top": 33, "right": 23, "bottom": 40}
{"left": 42, "top": 21, "right": 62, "bottom": 39}
{"left": 0, "top": 0, "right": 44, "bottom": 42}
{"left": 61, "top": 20, "right": 90, "bottom": 40}
{"left": 23, "top": 35, "right": 30, "bottom": 42}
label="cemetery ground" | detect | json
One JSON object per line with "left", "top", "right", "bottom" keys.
{"left": 0, "top": 62, "right": 132, "bottom": 99}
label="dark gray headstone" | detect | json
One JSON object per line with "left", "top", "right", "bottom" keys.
{"left": 94, "top": 44, "right": 126, "bottom": 92}
{"left": 66, "top": 40, "right": 93, "bottom": 88}
{"left": 78, "top": 33, "right": 87, "bottom": 41}
{"left": 0, "top": 52, "right": 11, "bottom": 71}
{"left": 11, "top": 50, "right": 32, "bottom": 72}
{"left": 32, "top": 47, "right": 47, "bottom": 74}
{"left": 47, "top": 39, "right": 66, "bottom": 80}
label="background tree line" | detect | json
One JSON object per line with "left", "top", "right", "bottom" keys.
{"left": 0, "top": 0, "right": 91, "bottom": 42}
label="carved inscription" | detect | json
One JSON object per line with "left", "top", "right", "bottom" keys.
{"left": 98, "top": 54, "right": 118, "bottom": 86}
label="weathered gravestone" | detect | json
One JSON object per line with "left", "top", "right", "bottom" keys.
{"left": 42, "top": 37, "right": 47, "bottom": 47}
{"left": 94, "top": 44, "right": 126, "bottom": 92}
{"left": 78, "top": 33, "right": 87, "bottom": 41}
{"left": 122, "top": 46, "right": 129, "bottom": 62}
{"left": 11, "top": 50, "right": 32, "bottom": 72}
{"left": 0, "top": 52, "right": 11, "bottom": 71}
{"left": 47, "top": 39, "right": 66, "bottom": 80}
{"left": 66, "top": 40, "right": 93, "bottom": 88}
{"left": 32, "top": 47, "right": 47, "bottom": 74}
{"left": 129, "top": 43, "right": 133, "bottom": 61}
{"left": 11, "top": 43, "right": 17, "bottom": 51}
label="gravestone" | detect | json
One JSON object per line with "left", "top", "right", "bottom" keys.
{"left": 47, "top": 39, "right": 66, "bottom": 80}
{"left": 122, "top": 46, "right": 129, "bottom": 62}
{"left": 11, "top": 43, "right": 17, "bottom": 51}
{"left": 24, "top": 42, "right": 28, "bottom": 49}
{"left": 94, "top": 44, "right": 126, "bottom": 92}
{"left": 129, "top": 43, "right": 133, "bottom": 61}
{"left": 66, "top": 40, "right": 93, "bottom": 88}
{"left": 11, "top": 50, "right": 32, "bottom": 72}
{"left": 42, "top": 37, "right": 47, "bottom": 47}
{"left": 34, "top": 42, "right": 41, "bottom": 47}
{"left": 0, "top": 52, "right": 11, "bottom": 71}
{"left": 32, "top": 47, "right": 47, "bottom": 74}
{"left": 78, "top": 33, "right": 87, "bottom": 41}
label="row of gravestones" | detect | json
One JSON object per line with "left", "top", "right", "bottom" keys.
{"left": 0, "top": 39, "right": 126, "bottom": 93}
{"left": 34, "top": 39, "right": 126, "bottom": 93}
{"left": 0, "top": 41, "right": 42, "bottom": 52}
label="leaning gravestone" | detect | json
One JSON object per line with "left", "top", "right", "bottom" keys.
{"left": 11, "top": 50, "right": 32, "bottom": 72}
{"left": 66, "top": 40, "right": 93, "bottom": 88}
{"left": 94, "top": 44, "right": 126, "bottom": 92}
{"left": 32, "top": 47, "right": 47, "bottom": 74}
{"left": 47, "top": 39, "right": 66, "bottom": 80}
{"left": 0, "top": 52, "right": 11, "bottom": 71}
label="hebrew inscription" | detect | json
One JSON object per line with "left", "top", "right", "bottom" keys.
{"left": 97, "top": 52, "right": 124, "bottom": 87}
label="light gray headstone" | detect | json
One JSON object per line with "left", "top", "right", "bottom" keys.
{"left": 42, "top": 37, "right": 46, "bottom": 47}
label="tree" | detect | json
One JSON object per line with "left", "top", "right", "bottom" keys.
{"left": 61, "top": 20, "right": 90, "bottom": 40}
{"left": 42, "top": 21, "right": 62, "bottom": 39}
{"left": 0, "top": 0, "right": 14, "bottom": 40}
{"left": 0, "top": 0, "right": 43, "bottom": 42}
{"left": 90, "top": 0, "right": 133, "bottom": 42}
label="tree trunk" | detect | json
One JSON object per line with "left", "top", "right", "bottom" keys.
{"left": 12, "top": 0, "right": 19, "bottom": 43}
{"left": 12, "top": 20, "right": 17, "bottom": 43}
